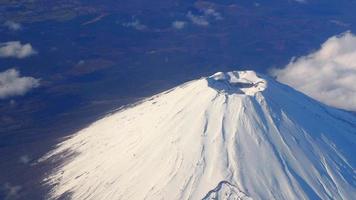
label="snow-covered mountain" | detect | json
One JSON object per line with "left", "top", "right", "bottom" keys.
{"left": 41, "top": 71, "right": 356, "bottom": 200}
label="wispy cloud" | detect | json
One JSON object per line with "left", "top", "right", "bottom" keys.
{"left": 122, "top": 19, "right": 147, "bottom": 31}
{"left": 19, "top": 155, "right": 31, "bottom": 164}
{"left": 0, "top": 41, "right": 37, "bottom": 59}
{"left": 0, "top": 68, "right": 40, "bottom": 99}
{"left": 203, "top": 8, "right": 223, "bottom": 20}
{"left": 186, "top": 11, "right": 210, "bottom": 26}
{"left": 186, "top": 8, "right": 222, "bottom": 27}
{"left": 3, "top": 21, "right": 22, "bottom": 31}
{"left": 294, "top": 0, "right": 307, "bottom": 3}
{"left": 1, "top": 183, "right": 22, "bottom": 200}
{"left": 172, "top": 21, "right": 186, "bottom": 30}
{"left": 271, "top": 31, "right": 356, "bottom": 111}
{"left": 329, "top": 20, "right": 350, "bottom": 27}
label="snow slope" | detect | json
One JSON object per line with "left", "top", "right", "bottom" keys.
{"left": 41, "top": 71, "right": 356, "bottom": 200}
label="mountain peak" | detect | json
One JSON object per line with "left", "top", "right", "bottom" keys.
{"left": 207, "top": 71, "right": 267, "bottom": 95}
{"left": 41, "top": 70, "right": 356, "bottom": 200}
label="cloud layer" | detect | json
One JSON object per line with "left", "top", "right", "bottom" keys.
{"left": 0, "top": 68, "right": 40, "bottom": 99}
{"left": 271, "top": 31, "right": 356, "bottom": 111}
{"left": 0, "top": 41, "right": 37, "bottom": 59}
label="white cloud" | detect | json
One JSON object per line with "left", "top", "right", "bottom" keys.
{"left": 3, "top": 20, "right": 22, "bottom": 31}
{"left": 203, "top": 8, "right": 223, "bottom": 20}
{"left": 186, "top": 8, "right": 222, "bottom": 27}
{"left": 122, "top": 19, "right": 147, "bottom": 30}
{"left": 172, "top": 21, "right": 186, "bottom": 29}
{"left": 271, "top": 31, "right": 356, "bottom": 111}
{"left": 186, "top": 11, "right": 209, "bottom": 26}
{"left": 0, "top": 41, "right": 37, "bottom": 59}
{"left": 0, "top": 68, "right": 40, "bottom": 99}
